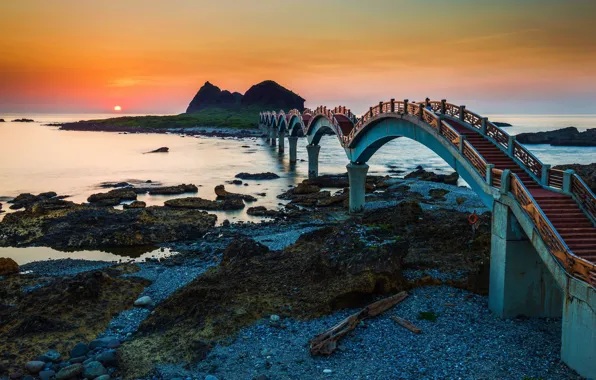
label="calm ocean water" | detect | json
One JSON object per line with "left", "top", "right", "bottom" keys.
{"left": 0, "top": 113, "right": 595, "bottom": 263}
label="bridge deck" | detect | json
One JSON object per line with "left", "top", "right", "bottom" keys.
{"left": 450, "top": 120, "right": 596, "bottom": 263}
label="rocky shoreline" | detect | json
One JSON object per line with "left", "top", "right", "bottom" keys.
{"left": 0, "top": 167, "right": 586, "bottom": 379}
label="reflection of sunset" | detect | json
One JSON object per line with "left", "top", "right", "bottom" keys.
{"left": 0, "top": 1, "right": 594, "bottom": 114}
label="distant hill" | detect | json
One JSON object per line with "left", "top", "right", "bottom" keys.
{"left": 186, "top": 80, "right": 305, "bottom": 113}
{"left": 241, "top": 80, "right": 305, "bottom": 111}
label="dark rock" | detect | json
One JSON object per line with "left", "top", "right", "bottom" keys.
{"left": 235, "top": 172, "right": 280, "bottom": 180}
{"left": 241, "top": 80, "right": 305, "bottom": 111}
{"left": 0, "top": 205, "right": 217, "bottom": 248}
{"left": 8, "top": 192, "right": 60, "bottom": 210}
{"left": 553, "top": 163, "right": 596, "bottom": 193}
{"left": 87, "top": 188, "right": 137, "bottom": 205}
{"left": 38, "top": 370, "right": 55, "bottom": 380}
{"left": 516, "top": 127, "right": 596, "bottom": 146}
{"left": 278, "top": 183, "right": 320, "bottom": 200}
{"left": 89, "top": 337, "right": 121, "bottom": 350}
{"left": 222, "top": 237, "right": 269, "bottom": 264}
{"left": 95, "top": 350, "right": 118, "bottom": 367}
{"left": 11, "top": 118, "right": 35, "bottom": 122}
{"left": 186, "top": 82, "right": 241, "bottom": 113}
{"left": 99, "top": 182, "right": 131, "bottom": 189}
{"left": 9, "top": 371, "right": 22, "bottom": 379}
{"left": 165, "top": 197, "right": 244, "bottom": 211}
{"left": 146, "top": 147, "right": 169, "bottom": 153}
{"left": 0, "top": 119, "right": 4, "bottom": 122}
{"left": 226, "top": 179, "right": 243, "bottom": 185}
{"left": 429, "top": 189, "right": 450, "bottom": 200}
{"left": 492, "top": 121, "right": 512, "bottom": 127}
{"left": 123, "top": 201, "right": 146, "bottom": 209}
{"left": 82, "top": 361, "right": 106, "bottom": 379}
{"left": 246, "top": 206, "right": 282, "bottom": 217}
{"left": 133, "top": 184, "right": 198, "bottom": 195}
{"left": 55, "top": 363, "right": 83, "bottom": 380}
{"left": 405, "top": 166, "right": 459, "bottom": 185}
{"left": 39, "top": 350, "right": 61, "bottom": 363}
{"left": 0, "top": 257, "right": 18, "bottom": 276}
{"left": 70, "top": 356, "right": 86, "bottom": 363}
{"left": 70, "top": 342, "right": 89, "bottom": 358}
{"left": 24, "top": 361, "right": 45, "bottom": 374}
{"left": 214, "top": 185, "right": 257, "bottom": 202}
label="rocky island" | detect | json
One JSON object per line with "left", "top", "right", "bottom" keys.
{"left": 58, "top": 80, "right": 305, "bottom": 134}
{"left": 516, "top": 126, "right": 596, "bottom": 146}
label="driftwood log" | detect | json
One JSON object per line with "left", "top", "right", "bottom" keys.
{"left": 310, "top": 291, "right": 409, "bottom": 355}
{"left": 391, "top": 316, "right": 422, "bottom": 334}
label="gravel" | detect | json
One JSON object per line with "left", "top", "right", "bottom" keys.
{"left": 160, "top": 286, "right": 580, "bottom": 380}
{"left": 101, "top": 253, "right": 218, "bottom": 340}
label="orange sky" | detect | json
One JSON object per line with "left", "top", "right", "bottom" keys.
{"left": 1, "top": 0, "right": 595, "bottom": 115}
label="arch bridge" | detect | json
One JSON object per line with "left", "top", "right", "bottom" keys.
{"left": 259, "top": 99, "right": 596, "bottom": 378}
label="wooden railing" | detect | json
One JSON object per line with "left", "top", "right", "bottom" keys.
{"left": 572, "top": 175, "right": 596, "bottom": 224}
{"left": 463, "top": 140, "right": 488, "bottom": 175}
{"left": 332, "top": 106, "right": 358, "bottom": 124}
{"left": 310, "top": 106, "right": 345, "bottom": 140}
{"left": 508, "top": 174, "right": 596, "bottom": 287}
{"left": 512, "top": 140, "right": 543, "bottom": 178}
{"left": 548, "top": 169, "right": 565, "bottom": 189}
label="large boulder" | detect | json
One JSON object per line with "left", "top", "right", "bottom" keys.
{"left": 186, "top": 82, "right": 241, "bottom": 112}
{"left": 404, "top": 166, "right": 459, "bottom": 185}
{"left": 0, "top": 258, "right": 18, "bottom": 276}
{"left": 133, "top": 184, "right": 198, "bottom": 195}
{"left": 235, "top": 172, "right": 280, "bottom": 180}
{"left": 241, "top": 80, "right": 305, "bottom": 111}
{"left": 8, "top": 192, "right": 59, "bottom": 210}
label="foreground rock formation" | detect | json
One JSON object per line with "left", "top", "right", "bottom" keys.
{"left": 0, "top": 203, "right": 217, "bottom": 248}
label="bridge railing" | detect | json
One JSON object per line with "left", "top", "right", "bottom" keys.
{"left": 488, "top": 168, "right": 596, "bottom": 287}
{"left": 572, "top": 174, "right": 596, "bottom": 224}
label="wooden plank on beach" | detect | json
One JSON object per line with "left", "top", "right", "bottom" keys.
{"left": 391, "top": 316, "right": 422, "bottom": 334}
{"left": 310, "top": 291, "right": 409, "bottom": 356}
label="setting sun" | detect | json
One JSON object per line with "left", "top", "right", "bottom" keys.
{"left": 114, "top": 105, "right": 121, "bottom": 111}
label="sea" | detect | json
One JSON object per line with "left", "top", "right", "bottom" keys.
{"left": 1, "top": 113, "right": 595, "bottom": 263}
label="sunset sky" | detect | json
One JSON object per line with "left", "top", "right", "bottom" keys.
{"left": 1, "top": 0, "right": 595, "bottom": 115}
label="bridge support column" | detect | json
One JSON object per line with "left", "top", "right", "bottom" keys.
{"left": 306, "top": 144, "right": 320, "bottom": 179}
{"left": 270, "top": 128, "right": 277, "bottom": 147}
{"left": 278, "top": 130, "right": 285, "bottom": 153}
{"left": 561, "top": 285, "right": 596, "bottom": 379}
{"left": 347, "top": 162, "right": 369, "bottom": 214}
{"left": 488, "top": 201, "right": 563, "bottom": 318}
{"left": 288, "top": 136, "right": 298, "bottom": 163}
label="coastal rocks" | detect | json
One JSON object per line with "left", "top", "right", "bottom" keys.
{"left": 133, "top": 183, "right": 198, "bottom": 195}
{"left": 70, "top": 342, "right": 89, "bottom": 358}
{"left": 8, "top": 192, "right": 59, "bottom": 210}
{"left": 235, "top": 172, "right": 280, "bottom": 180}
{"left": 304, "top": 173, "right": 388, "bottom": 189}
{"left": 123, "top": 201, "right": 146, "bottom": 209}
{"left": 0, "top": 258, "right": 18, "bottom": 276}
{"left": 146, "top": 147, "right": 169, "bottom": 153}
{"left": 82, "top": 361, "right": 107, "bottom": 379}
{"left": 55, "top": 364, "right": 83, "bottom": 380}
{"left": 99, "top": 181, "right": 131, "bottom": 188}
{"left": 24, "top": 361, "right": 44, "bottom": 374}
{"left": 0, "top": 270, "right": 149, "bottom": 374}
{"left": 165, "top": 197, "right": 245, "bottom": 211}
{"left": 89, "top": 337, "right": 121, "bottom": 350}
{"left": 405, "top": 166, "right": 459, "bottom": 185}
{"left": 0, "top": 205, "right": 217, "bottom": 248}
{"left": 0, "top": 119, "right": 4, "bottom": 122}
{"left": 246, "top": 206, "right": 282, "bottom": 218}
{"left": 134, "top": 295, "right": 153, "bottom": 307}
{"left": 88, "top": 188, "right": 137, "bottom": 206}
{"left": 214, "top": 185, "right": 257, "bottom": 202}
{"left": 222, "top": 237, "right": 269, "bottom": 264}
{"left": 516, "top": 127, "right": 596, "bottom": 146}
{"left": 11, "top": 118, "right": 35, "bottom": 122}
{"left": 554, "top": 163, "right": 596, "bottom": 192}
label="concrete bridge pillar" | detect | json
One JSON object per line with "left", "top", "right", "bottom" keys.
{"left": 306, "top": 144, "right": 320, "bottom": 179}
{"left": 278, "top": 130, "right": 285, "bottom": 153}
{"left": 347, "top": 162, "right": 369, "bottom": 214}
{"left": 488, "top": 201, "right": 563, "bottom": 318}
{"left": 561, "top": 285, "right": 596, "bottom": 378}
{"left": 288, "top": 136, "right": 298, "bottom": 163}
{"left": 270, "top": 128, "right": 277, "bottom": 147}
